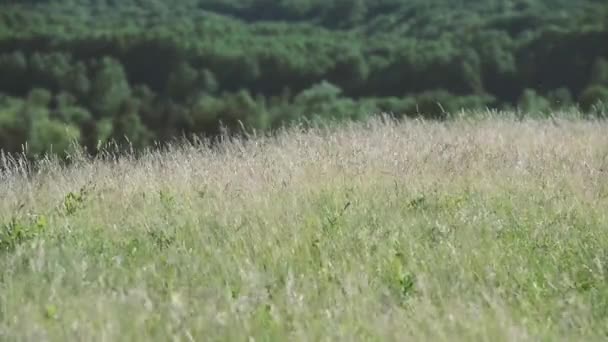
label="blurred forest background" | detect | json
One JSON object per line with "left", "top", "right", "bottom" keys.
{"left": 0, "top": 0, "right": 607, "bottom": 156}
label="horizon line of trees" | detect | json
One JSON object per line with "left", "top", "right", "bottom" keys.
{"left": 0, "top": 0, "right": 607, "bottom": 157}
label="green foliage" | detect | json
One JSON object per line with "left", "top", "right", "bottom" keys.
{"left": 89, "top": 57, "right": 132, "bottom": 118}
{"left": 0, "top": 0, "right": 607, "bottom": 155}
{"left": 0, "top": 92, "right": 81, "bottom": 157}
{"left": 0, "top": 96, "right": 29, "bottom": 152}
{"left": 590, "top": 57, "right": 608, "bottom": 86}
{"left": 62, "top": 184, "right": 92, "bottom": 216}
{"left": 579, "top": 85, "right": 608, "bottom": 115}
{"left": 518, "top": 88, "right": 551, "bottom": 116}
{"left": 0, "top": 214, "right": 47, "bottom": 252}
{"left": 28, "top": 117, "right": 80, "bottom": 157}
{"left": 291, "top": 81, "right": 370, "bottom": 122}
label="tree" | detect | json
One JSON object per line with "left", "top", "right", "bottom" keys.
{"left": 0, "top": 51, "right": 28, "bottom": 94}
{"left": 579, "top": 85, "right": 608, "bottom": 113}
{"left": 0, "top": 96, "right": 29, "bottom": 153}
{"left": 17, "top": 90, "right": 81, "bottom": 157}
{"left": 110, "top": 98, "right": 151, "bottom": 149}
{"left": 324, "top": 0, "right": 368, "bottom": 28}
{"left": 166, "top": 61, "right": 199, "bottom": 100}
{"left": 328, "top": 48, "right": 369, "bottom": 94}
{"left": 89, "top": 57, "right": 132, "bottom": 119}
{"left": 518, "top": 88, "right": 551, "bottom": 116}
{"left": 590, "top": 57, "right": 608, "bottom": 86}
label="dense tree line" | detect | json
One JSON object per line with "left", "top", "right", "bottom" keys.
{"left": 0, "top": 0, "right": 607, "bottom": 156}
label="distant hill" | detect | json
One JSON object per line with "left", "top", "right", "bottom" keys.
{"left": 0, "top": 0, "right": 607, "bottom": 156}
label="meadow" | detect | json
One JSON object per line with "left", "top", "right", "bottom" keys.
{"left": 2, "top": 113, "right": 608, "bottom": 341}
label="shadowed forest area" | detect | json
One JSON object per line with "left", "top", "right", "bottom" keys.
{"left": 0, "top": 0, "right": 607, "bottom": 156}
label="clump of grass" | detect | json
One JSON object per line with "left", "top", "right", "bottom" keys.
{"left": 1, "top": 112, "right": 608, "bottom": 341}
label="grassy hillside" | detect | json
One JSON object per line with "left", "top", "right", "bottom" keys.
{"left": 1, "top": 0, "right": 608, "bottom": 156}
{"left": 2, "top": 114, "right": 608, "bottom": 340}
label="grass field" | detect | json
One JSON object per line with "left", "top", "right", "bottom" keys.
{"left": 2, "top": 114, "right": 608, "bottom": 341}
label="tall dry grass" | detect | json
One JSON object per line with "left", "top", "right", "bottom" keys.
{"left": 1, "top": 113, "right": 608, "bottom": 341}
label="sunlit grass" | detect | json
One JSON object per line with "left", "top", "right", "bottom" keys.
{"left": 2, "top": 113, "right": 608, "bottom": 341}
